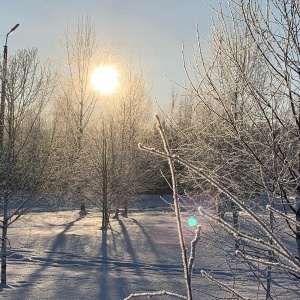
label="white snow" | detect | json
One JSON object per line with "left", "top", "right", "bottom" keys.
{"left": 0, "top": 201, "right": 299, "bottom": 299}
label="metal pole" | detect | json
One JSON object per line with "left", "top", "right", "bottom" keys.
{"left": 0, "top": 24, "right": 19, "bottom": 157}
{"left": 0, "top": 23, "right": 19, "bottom": 284}
{"left": 0, "top": 43, "right": 8, "bottom": 157}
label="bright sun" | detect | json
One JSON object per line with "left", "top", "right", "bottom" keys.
{"left": 91, "top": 65, "right": 119, "bottom": 94}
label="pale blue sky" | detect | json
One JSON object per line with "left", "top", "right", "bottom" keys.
{"left": 0, "top": 0, "right": 222, "bottom": 109}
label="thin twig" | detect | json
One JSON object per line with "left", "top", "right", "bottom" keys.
{"left": 201, "top": 270, "right": 250, "bottom": 300}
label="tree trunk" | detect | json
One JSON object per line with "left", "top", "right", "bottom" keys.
{"left": 231, "top": 201, "right": 239, "bottom": 250}
{"left": 101, "top": 197, "right": 109, "bottom": 230}
{"left": 101, "top": 136, "right": 109, "bottom": 230}
{"left": 215, "top": 194, "right": 224, "bottom": 219}
{"left": 79, "top": 188, "right": 87, "bottom": 216}
{"left": 1, "top": 215, "right": 8, "bottom": 284}
{"left": 1, "top": 191, "right": 10, "bottom": 284}
{"left": 266, "top": 194, "right": 275, "bottom": 300}
{"left": 123, "top": 202, "right": 128, "bottom": 218}
{"left": 295, "top": 187, "right": 300, "bottom": 260}
{"left": 113, "top": 208, "right": 119, "bottom": 219}
{"left": 1, "top": 99, "right": 13, "bottom": 284}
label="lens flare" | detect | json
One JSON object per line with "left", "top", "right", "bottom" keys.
{"left": 188, "top": 217, "right": 197, "bottom": 227}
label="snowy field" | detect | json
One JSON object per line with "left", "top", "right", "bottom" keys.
{"left": 0, "top": 201, "right": 300, "bottom": 299}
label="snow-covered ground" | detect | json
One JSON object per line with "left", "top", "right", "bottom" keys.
{"left": 0, "top": 200, "right": 299, "bottom": 299}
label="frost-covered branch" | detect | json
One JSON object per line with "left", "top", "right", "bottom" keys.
{"left": 124, "top": 290, "right": 187, "bottom": 300}
{"left": 173, "top": 156, "right": 300, "bottom": 269}
{"left": 199, "top": 206, "right": 300, "bottom": 270}
{"left": 236, "top": 250, "right": 300, "bottom": 276}
{"left": 201, "top": 270, "right": 250, "bottom": 300}
{"left": 139, "top": 141, "right": 300, "bottom": 270}
{"left": 266, "top": 205, "right": 300, "bottom": 227}
{"left": 154, "top": 115, "right": 193, "bottom": 300}
{"left": 188, "top": 225, "right": 201, "bottom": 279}
{"left": 138, "top": 143, "right": 168, "bottom": 160}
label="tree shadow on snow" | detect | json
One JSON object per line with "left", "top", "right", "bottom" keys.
{"left": 97, "top": 223, "right": 132, "bottom": 299}
{"left": 115, "top": 217, "right": 187, "bottom": 297}
{"left": 117, "top": 219, "right": 140, "bottom": 266}
{"left": 99, "top": 227, "right": 108, "bottom": 297}
{"left": 130, "top": 218, "right": 161, "bottom": 257}
{"left": 20, "top": 216, "right": 82, "bottom": 299}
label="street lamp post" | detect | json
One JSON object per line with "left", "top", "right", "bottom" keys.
{"left": 0, "top": 23, "right": 19, "bottom": 285}
{"left": 0, "top": 23, "right": 19, "bottom": 155}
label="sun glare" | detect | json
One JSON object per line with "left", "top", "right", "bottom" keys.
{"left": 91, "top": 65, "right": 119, "bottom": 94}
{"left": 188, "top": 217, "right": 197, "bottom": 227}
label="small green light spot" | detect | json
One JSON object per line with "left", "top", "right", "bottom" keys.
{"left": 188, "top": 217, "right": 197, "bottom": 227}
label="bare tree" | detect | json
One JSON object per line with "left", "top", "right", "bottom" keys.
{"left": 57, "top": 14, "right": 103, "bottom": 214}
{"left": 163, "top": 0, "right": 300, "bottom": 298}
{"left": 126, "top": 115, "right": 201, "bottom": 300}
{"left": 82, "top": 119, "right": 119, "bottom": 229}
{"left": 82, "top": 61, "right": 154, "bottom": 228}
{"left": 112, "top": 60, "right": 152, "bottom": 217}
{"left": 135, "top": 115, "right": 300, "bottom": 299}
{"left": 0, "top": 48, "right": 56, "bottom": 284}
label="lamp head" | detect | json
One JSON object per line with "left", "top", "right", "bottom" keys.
{"left": 9, "top": 24, "right": 19, "bottom": 34}
{"left": 4, "top": 23, "right": 20, "bottom": 46}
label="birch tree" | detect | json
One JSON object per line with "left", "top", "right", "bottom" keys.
{"left": 127, "top": 1, "right": 300, "bottom": 298}
{"left": 135, "top": 114, "right": 300, "bottom": 300}
{"left": 57, "top": 14, "right": 102, "bottom": 214}
{"left": 112, "top": 61, "right": 152, "bottom": 217}
{"left": 82, "top": 61, "right": 154, "bottom": 228}
{"left": 0, "top": 48, "right": 56, "bottom": 284}
{"left": 169, "top": 0, "right": 300, "bottom": 298}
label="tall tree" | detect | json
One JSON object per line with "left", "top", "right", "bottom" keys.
{"left": 172, "top": 1, "right": 300, "bottom": 298}
{"left": 82, "top": 61, "right": 154, "bottom": 228}
{"left": 57, "top": 14, "right": 102, "bottom": 213}
{"left": 0, "top": 48, "right": 56, "bottom": 284}
{"left": 113, "top": 61, "right": 152, "bottom": 216}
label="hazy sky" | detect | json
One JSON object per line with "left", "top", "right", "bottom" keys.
{"left": 0, "top": 0, "right": 222, "bottom": 110}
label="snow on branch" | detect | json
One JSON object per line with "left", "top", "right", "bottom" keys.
{"left": 266, "top": 205, "right": 300, "bottom": 227}
{"left": 140, "top": 117, "right": 300, "bottom": 271}
{"left": 153, "top": 114, "right": 193, "bottom": 299}
{"left": 188, "top": 225, "right": 201, "bottom": 279}
{"left": 199, "top": 206, "right": 300, "bottom": 270}
{"left": 201, "top": 270, "right": 250, "bottom": 300}
{"left": 124, "top": 290, "right": 187, "bottom": 299}
{"left": 139, "top": 115, "right": 300, "bottom": 299}
{"left": 170, "top": 155, "right": 300, "bottom": 269}
{"left": 138, "top": 143, "right": 167, "bottom": 159}
{"left": 236, "top": 250, "right": 300, "bottom": 276}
